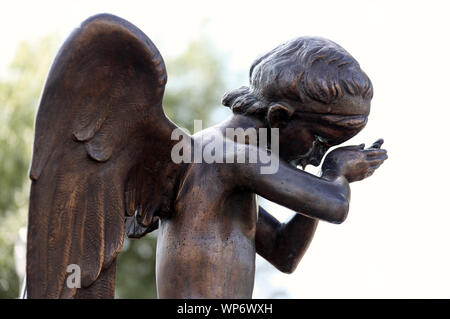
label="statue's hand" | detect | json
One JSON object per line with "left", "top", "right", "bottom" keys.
{"left": 322, "top": 139, "right": 388, "bottom": 183}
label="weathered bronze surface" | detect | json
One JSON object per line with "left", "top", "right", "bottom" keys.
{"left": 26, "top": 14, "right": 387, "bottom": 298}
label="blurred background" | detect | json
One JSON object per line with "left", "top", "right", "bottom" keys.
{"left": 1, "top": 0, "right": 450, "bottom": 298}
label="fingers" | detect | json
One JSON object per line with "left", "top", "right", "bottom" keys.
{"left": 364, "top": 140, "right": 388, "bottom": 171}
{"left": 364, "top": 148, "right": 387, "bottom": 159}
{"left": 341, "top": 140, "right": 383, "bottom": 152}
{"left": 341, "top": 143, "right": 365, "bottom": 151}
{"left": 365, "top": 169, "right": 375, "bottom": 178}
{"left": 369, "top": 138, "right": 384, "bottom": 149}
{"left": 367, "top": 151, "right": 387, "bottom": 164}
{"left": 364, "top": 144, "right": 388, "bottom": 179}
{"left": 369, "top": 157, "right": 387, "bottom": 168}
{"left": 366, "top": 153, "right": 388, "bottom": 178}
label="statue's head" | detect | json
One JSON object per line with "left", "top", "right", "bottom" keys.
{"left": 222, "top": 36, "right": 373, "bottom": 167}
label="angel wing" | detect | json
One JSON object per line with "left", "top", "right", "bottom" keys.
{"left": 26, "top": 13, "right": 186, "bottom": 298}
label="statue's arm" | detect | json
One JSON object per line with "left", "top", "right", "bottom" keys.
{"left": 236, "top": 153, "right": 351, "bottom": 224}
{"left": 255, "top": 205, "right": 318, "bottom": 273}
{"left": 236, "top": 140, "right": 387, "bottom": 224}
{"left": 252, "top": 141, "right": 387, "bottom": 273}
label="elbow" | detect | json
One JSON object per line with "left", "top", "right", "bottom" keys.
{"left": 324, "top": 176, "right": 350, "bottom": 224}
{"left": 329, "top": 198, "right": 349, "bottom": 224}
{"left": 274, "top": 260, "right": 299, "bottom": 274}
{"left": 279, "top": 264, "right": 297, "bottom": 274}
{"left": 271, "top": 250, "right": 301, "bottom": 274}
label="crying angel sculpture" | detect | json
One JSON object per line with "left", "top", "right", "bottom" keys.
{"left": 26, "top": 14, "right": 387, "bottom": 298}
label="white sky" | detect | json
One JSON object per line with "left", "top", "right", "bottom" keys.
{"left": 2, "top": 0, "right": 450, "bottom": 298}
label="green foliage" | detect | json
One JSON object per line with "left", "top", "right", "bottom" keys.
{"left": 116, "top": 235, "right": 158, "bottom": 299}
{"left": 0, "top": 34, "right": 226, "bottom": 298}
{"left": 163, "top": 38, "right": 226, "bottom": 132}
{"left": 0, "top": 36, "right": 59, "bottom": 298}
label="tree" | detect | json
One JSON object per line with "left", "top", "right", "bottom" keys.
{"left": 163, "top": 38, "right": 226, "bottom": 131}
{"left": 0, "top": 36, "right": 60, "bottom": 298}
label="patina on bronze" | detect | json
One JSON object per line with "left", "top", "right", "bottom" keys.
{"left": 26, "top": 14, "right": 387, "bottom": 298}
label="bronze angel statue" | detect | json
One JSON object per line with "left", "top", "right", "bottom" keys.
{"left": 26, "top": 14, "right": 387, "bottom": 298}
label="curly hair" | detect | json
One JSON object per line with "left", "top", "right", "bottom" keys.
{"left": 222, "top": 37, "right": 373, "bottom": 116}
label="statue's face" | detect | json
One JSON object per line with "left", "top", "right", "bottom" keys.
{"left": 277, "top": 97, "right": 370, "bottom": 168}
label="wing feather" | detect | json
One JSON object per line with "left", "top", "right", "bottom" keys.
{"left": 26, "top": 14, "right": 182, "bottom": 298}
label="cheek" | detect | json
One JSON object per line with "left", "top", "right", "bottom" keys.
{"left": 278, "top": 125, "right": 314, "bottom": 158}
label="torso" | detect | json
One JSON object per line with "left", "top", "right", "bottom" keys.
{"left": 156, "top": 131, "right": 258, "bottom": 298}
